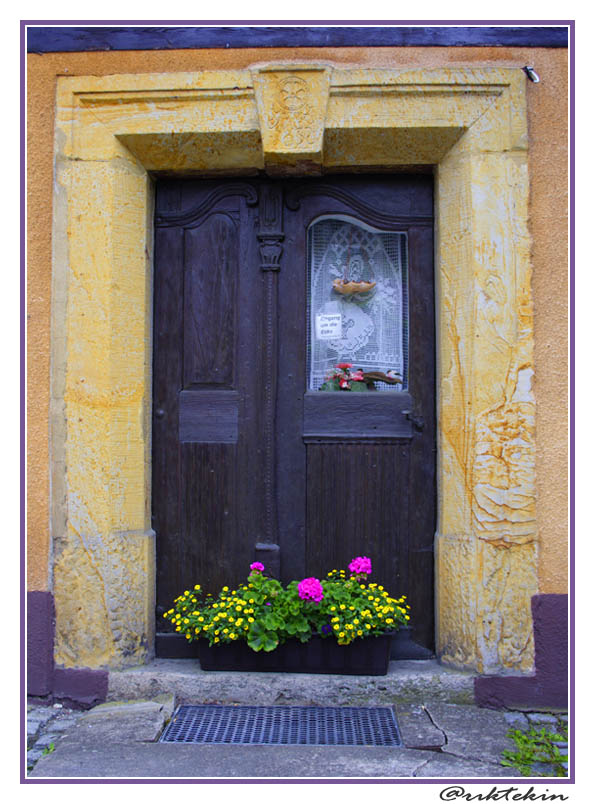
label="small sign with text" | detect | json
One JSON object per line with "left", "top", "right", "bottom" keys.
{"left": 315, "top": 313, "right": 342, "bottom": 340}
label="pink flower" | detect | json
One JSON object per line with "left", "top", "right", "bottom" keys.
{"left": 348, "top": 556, "right": 372, "bottom": 576}
{"left": 339, "top": 377, "right": 350, "bottom": 389}
{"left": 298, "top": 577, "right": 324, "bottom": 603}
{"left": 336, "top": 363, "right": 352, "bottom": 370}
{"left": 350, "top": 369, "right": 364, "bottom": 382}
{"left": 250, "top": 562, "right": 265, "bottom": 573}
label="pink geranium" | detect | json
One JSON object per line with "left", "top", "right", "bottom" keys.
{"left": 298, "top": 577, "right": 324, "bottom": 603}
{"left": 250, "top": 562, "right": 265, "bottom": 573}
{"left": 348, "top": 556, "right": 372, "bottom": 576}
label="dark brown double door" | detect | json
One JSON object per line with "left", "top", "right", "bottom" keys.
{"left": 153, "top": 175, "right": 436, "bottom": 656}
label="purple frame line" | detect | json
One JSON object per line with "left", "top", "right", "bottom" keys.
{"left": 22, "top": 18, "right": 573, "bottom": 25}
{"left": 20, "top": 17, "right": 27, "bottom": 786}
{"left": 20, "top": 17, "right": 574, "bottom": 786}
{"left": 568, "top": 18, "right": 575, "bottom": 784}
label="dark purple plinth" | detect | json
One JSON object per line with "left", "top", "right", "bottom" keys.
{"left": 52, "top": 667, "right": 108, "bottom": 708}
{"left": 475, "top": 594, "right": 568, "bottom": 710}
{"left": 27, "top": 591, "right": 55, "bottom": 696}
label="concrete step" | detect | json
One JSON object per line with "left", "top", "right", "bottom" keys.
{"left": 108, "top": 658, "right": 476, "bottom": 707}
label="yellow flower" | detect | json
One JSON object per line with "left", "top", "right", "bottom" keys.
{"left": 339, "top": 632, "right": 345, "bottom": 638}
{"left": 194, "top": 584, "right": 201, "bottom": 590}
{"left": 333, "top": 624, "right": 340, "bottom": 631}
{"left": 357, "top": 630, "right": 363, "bottom": 636}
{"left": 248, "top": 617, "right": 255, "bottom": 623}
{"left": 214, "top": 637, "right": 220, "bottom": 643}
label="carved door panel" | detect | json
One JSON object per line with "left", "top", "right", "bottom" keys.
{"left": 153, "top": 175, "right": 435, "bottom": 657}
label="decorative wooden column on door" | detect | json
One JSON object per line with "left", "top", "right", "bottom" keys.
{"left": 153, "top": 176, "right": 435, "bottom": 657}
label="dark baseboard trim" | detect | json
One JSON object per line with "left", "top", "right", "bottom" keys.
{"left": 27, "top": 591, "right": 55, "bottom": 696}
{"left": 474, "top": 594, "right": 568, "bottom": 711}
{"left": 52, "top": 667, "right": 109, "bottom": 709}
{"left": 27, "top": 590, "right": 108, "bottom": 707}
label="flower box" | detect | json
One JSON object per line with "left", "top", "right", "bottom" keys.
{"left": 163, "top": 555, "right": 412, "bottom": 673}
{"left": 198, "top": 632, "right": 393, "bottom": 675}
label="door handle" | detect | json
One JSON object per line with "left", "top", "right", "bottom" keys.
{"left": 403, "top": 410, "right": 425, "bottom": 431}
{"left": 155, "top": 408, "right": 166, "bottom": 420}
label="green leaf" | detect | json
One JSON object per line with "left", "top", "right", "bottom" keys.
{"left": 350, "top": 381, "right": 368, "bottom": 391}
{"left": 247, "top": 631, "right": 279, "bottom": 652}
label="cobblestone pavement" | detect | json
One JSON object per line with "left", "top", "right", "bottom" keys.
{"left": 27, "top": 702, "right": 85, "bottom": 773}
{"left": 26, "top": 697, "right": 569, "bottom": 778}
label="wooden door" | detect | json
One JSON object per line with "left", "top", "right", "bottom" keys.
{"left": 153, "top": 175, "right": 435, "bottom": 656}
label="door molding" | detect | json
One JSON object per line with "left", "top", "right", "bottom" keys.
{"left": 50, "top": 64, "right": 536, "bottom": 674}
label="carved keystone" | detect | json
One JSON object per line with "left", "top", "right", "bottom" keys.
{"left": 252, "top": 65, "right": 331, "bottom": 175}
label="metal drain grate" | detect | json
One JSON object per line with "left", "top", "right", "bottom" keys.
{"left": 160, "top": 705, "right": 402, "bottom": 746}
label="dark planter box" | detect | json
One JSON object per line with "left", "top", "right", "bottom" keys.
{"left": 198, "top": 633, "right": 394, "bottom": 675}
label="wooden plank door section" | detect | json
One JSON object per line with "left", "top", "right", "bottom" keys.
{"left": 152, "top": 175, "right": 436, "bottom": 658}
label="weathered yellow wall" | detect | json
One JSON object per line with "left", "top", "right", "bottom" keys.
{"left": 28, "top": 44, "right": 567, "bottom": 609}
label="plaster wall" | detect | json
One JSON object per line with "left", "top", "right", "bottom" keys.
{"left": 27, "top": 46, "right": 567, "bottom": 669}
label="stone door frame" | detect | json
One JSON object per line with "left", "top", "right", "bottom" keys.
{"left": 50, "top": 64, "right": 536, "bottom": 673}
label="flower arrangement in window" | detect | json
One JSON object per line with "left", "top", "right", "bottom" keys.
{"left": 163, "top": 557, "right": 410, "bottom": 653}
{"left": 319, "top": 363, "right": 402, "bottom": 391}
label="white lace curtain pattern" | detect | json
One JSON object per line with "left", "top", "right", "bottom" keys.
{"left": 307, "top": 217, "right": 408, "bottom": 391}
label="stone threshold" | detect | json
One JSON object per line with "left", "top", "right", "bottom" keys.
{"left": 108, "top": 658, "right": 476, "bottom": 707}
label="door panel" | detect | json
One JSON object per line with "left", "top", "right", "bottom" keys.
{"left": 153, "top": 175, "right": 435, "bottom": 656}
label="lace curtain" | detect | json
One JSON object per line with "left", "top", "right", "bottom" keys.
{"left": 307, "top": 216, "right": 408, "bottom": 391}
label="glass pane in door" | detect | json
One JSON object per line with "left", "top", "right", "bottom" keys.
{"left": 307, "top": 216, "right": 408, "bottom": 391}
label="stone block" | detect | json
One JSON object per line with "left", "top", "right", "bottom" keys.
{"left": 395, "top": 704, "right": 445, "bottom": 750}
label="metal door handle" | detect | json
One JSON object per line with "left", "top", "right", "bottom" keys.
{"left": 155, "top": 408, "right": 166, "bottom": 419}
{"left": 403, "top": 410, "right": 425, "bottom": 431}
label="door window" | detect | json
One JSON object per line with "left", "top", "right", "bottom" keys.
{"left": 306, "top": 216, "right": 408, "bottom": 391}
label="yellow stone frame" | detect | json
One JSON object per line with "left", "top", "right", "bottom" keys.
{"left": 51, "top": 65, "right": 536, "bottom": 673}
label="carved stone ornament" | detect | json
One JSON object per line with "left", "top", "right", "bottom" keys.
{"left": 251, "top": 65, "right": 331, "bottom": 175}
